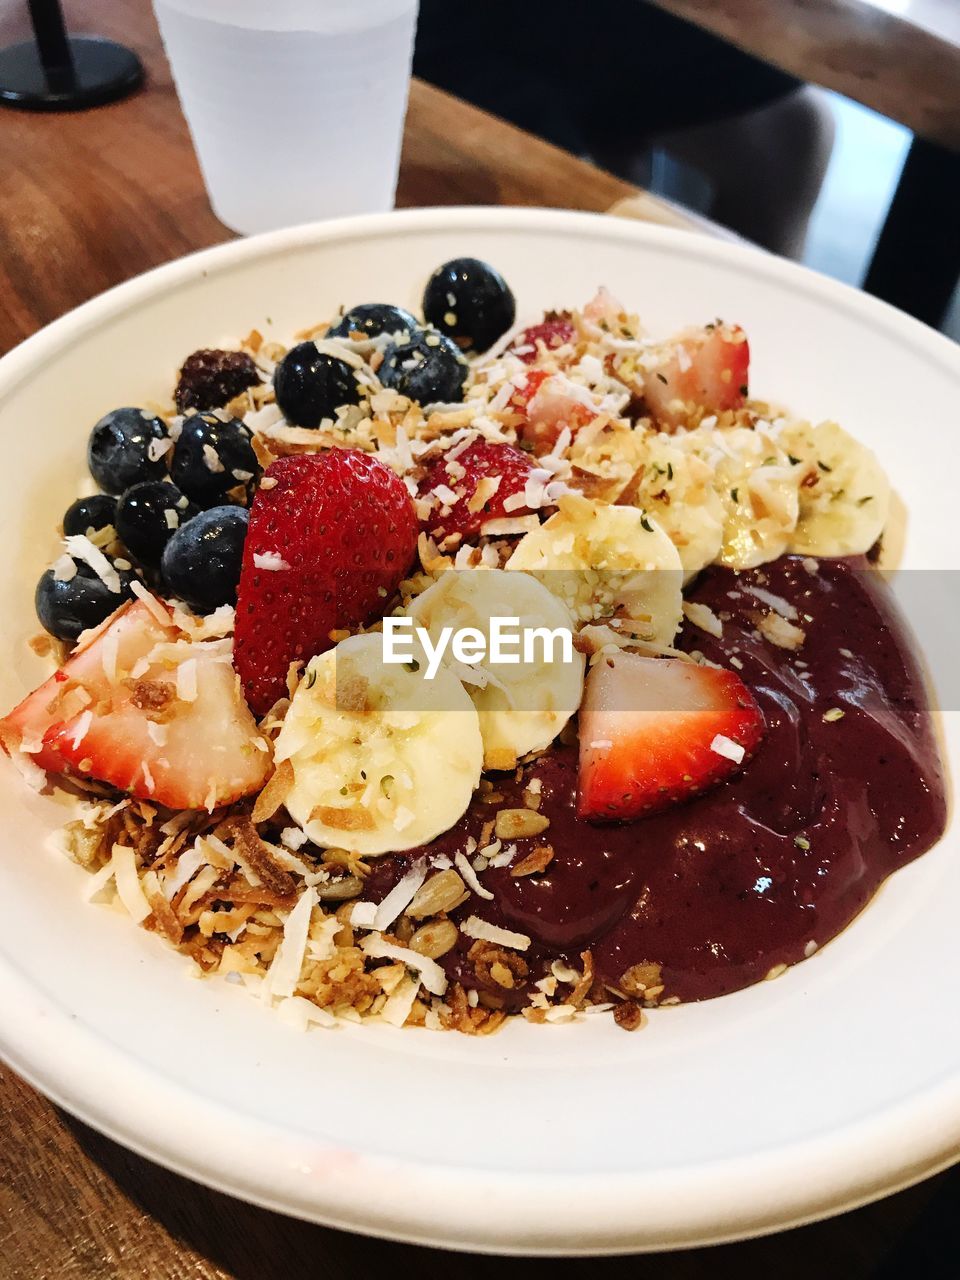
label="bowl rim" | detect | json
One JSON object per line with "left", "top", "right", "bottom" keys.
{"left": 1, "top": 205, "right": 958, "bottom": 1254}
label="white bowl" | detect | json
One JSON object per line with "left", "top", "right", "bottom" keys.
{"left": 0, "top": 208, "right": 957, "bottom": 1254}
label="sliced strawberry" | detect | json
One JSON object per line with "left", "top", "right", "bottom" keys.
{"left": 582, "top": 286, "right": 627, "bottom": 327}
{"left": 0, "top": 599, "right": 271, "bottom": 809}
{"left": 578, "top": 653, "right": 764, "bottom": 821}
{"left": 234, "top": 450, "right": 418, "bottom": 715}
{"left": 506, "top": 368, "right": 550, "bottom": 416}
{"left": 641, "top": 324, "right": 750, "bottom": 429}
{"left": 417, "top": 439, "right": 537, "bottom": 542}
{"left": 509, "top": 313, "right": 576, "bottom": 364}
{"left": 509, "top": 370, "right": 598, "bottom": 452}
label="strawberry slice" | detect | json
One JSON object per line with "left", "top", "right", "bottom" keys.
{"left": 642, "top": 324, "right": 750, "bottom": 429}
{"left": 509, "top": 313, "right": 576, "bottom": 364}
{"left": 578, "top": 653, "right": 764, "bottom": 820}
{"left": 506, "top": 368, "right": 550, "bottom": 416}
{"left": 0, "top": 599, "right": 271, "bottom": 810}
{"left": 417, "top": 439, "right": 537, "bottom": 542}
{"left": 509, "top": 370, "right": 598, "bottom": 452}
{"left": 233, "top": 450, "right": 418, "bottom": 715}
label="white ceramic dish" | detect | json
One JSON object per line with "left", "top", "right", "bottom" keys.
{"left": 0, "top": 208, "right": 957, "bottom": 1255}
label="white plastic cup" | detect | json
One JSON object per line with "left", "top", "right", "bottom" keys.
{"left": 152, "top": 0, "right": 419, "bottom": 234}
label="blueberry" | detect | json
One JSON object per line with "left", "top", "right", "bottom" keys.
{"left": 35, "top": 559, "right": 135, "bottom": 642}
{"left": 379, "top": 329, "right": 468, "bottom": 405}
{"left": 116, "top": 481, "right": 199, "bottom": 571}
{"left": 326, "top": 303, "right": 418, "bottom": 341}
{"left": 161, "top": 506, "right": 249, "bottom": 613}
{"left": 62, "top": 494, "right": 118, "bottom": 538}
{"left": 273, "top": 342, "right": 362, "bottom": 428}
{"left": 422, "top": 258, "right": 516, "bottom": 353}
{"left": 87, "top": 407, "right": 169, "bottom": 495}
{"left": 170, "top": 413, "right": 260, "bottom": 507}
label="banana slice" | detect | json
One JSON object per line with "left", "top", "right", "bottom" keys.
{"left": 684, "top": 424, "right": 802, "bottom": 570}
{"left": 505, "top": 493, "right": 683, "bottom": 646}
{"left": 566, "top": 416, "right": 647, "bottom": 503}
{"left": 407, "top": 569, "right": 585, "bottom": 770}
{"left": 781, "top": 420, "right": 890, "bottom": 556}
{"left": 275, "top": 633, "right": 483, "bottom": 857}
{"left": 624, "top": 431, "right": 726, "bottom": 576}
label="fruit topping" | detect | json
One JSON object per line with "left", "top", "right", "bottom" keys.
{"left": 641, "top": 323, "right": 750, "bottom": 429}
{"left": 577, "top": 653, "right": 765, "bottom": 820}
{"left": 115, "top": 480, "right": 198, "bottom": 571}
{"left": 233, "top": 450, "right": 418, "bottom": 715}
{"left": 378, "top": 330, "right": 468, "bottom": 405}
{"left": 416, "top": 438, "right": 537, "bottom": 541}
{"left": 174, "top": 348, "right": 261, "bottom": 413}
{"left": 422, "top": 257, "right": 516, "bottom": 353}
{"left": 509, "top": 369, "right": 597, "bottom": 451}
{"left": 62, "top": 493, "right": 118, "bottom": 538}
{"left": 170, "top": 412, "right": 260, "bottom": 507}
{"left": 407, "top": 569, "right": 583, "bottom": 770}
{"left": 509, "top": 313, "right": 576, "bottom": 363}
{"left": 35, "top": 554, "right": 135, "bottom": 642}
{"left": 161, "top": 505, "right": 249, "bottom": 614}
{"left": 1, "top": 599, "right": 271, "bottom": 810}
{"left": 87, "top": 407, "right": 170, "bottom": 495}
{"left": 326, "top": 303, "right": 418, "bottom": 341}
{"left": 276, "top": 632, "right": 483, "bottom": 856}
{"left": 273, "top": 342, "right": 363, "bottom": 428}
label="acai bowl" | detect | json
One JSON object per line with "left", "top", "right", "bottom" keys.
{"left": 0, "top": 209, "right": 957, "bottom": 1249}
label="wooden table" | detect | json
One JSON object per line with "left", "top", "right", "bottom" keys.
{"left": 646, "top": 0, "right": 960, "bottom": 326}
{"left": 0, "top": 0, "right": 708, "bottom": 355}
{"left": 0, "top": 1, "right": 956, "bottom": 1275}
{"left": 647, "top": 0, "right": 960, "bottom": 149}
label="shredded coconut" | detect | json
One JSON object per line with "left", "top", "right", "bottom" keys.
{"left": 460, "top": 916, "right": 531, "bottom": 951}
{"left": 710, "top": 733, "right": 746, "bottom": 764}
{"left": 360, "top": 933, "right": 447, "bottom": 996}
{"left": 82, "top": 859, "right": 117, "bottom": 902}
{"left": 349, "top": 901, "right": 378, "bottom": 929}
{"left": 253, "top": 551, "right": 291, "bottom": 571}
{"left": 202, "top": 444, "right": 225, "bottom": 473}
{"left": 147, "top": 437, "right": 173, "bottom": 462}
{"left": 64, "top": 535, "right": 121, "bottom": 594}
{"left": 161, "top": 843, "right": 206, "bottom": 900}
{"left": 52, "top": 554, "right": 77, "bottom": 582}
{"left": 69, "top": 710, "right": 93, "bottom": 749}
{"left": 263, "top": 887, "right": 316, "bottom": 1000}
{"left": 372, "top": 859, "right": 427, "bottom": 931}
{"left": 130, "top": 580, "right": 172, "bottom": 627}
{"left": 454, "top": 850, "right": 494, "bottom": 900}
{"left": 173, "top": 657, "right": 198, "bottom": 703}
{"left": 110, "top": 843, "right": 151, "bottom": 922}
{"left": 379, "top": 975, "right": 420, "bottom": 1027}
{"left": 682, "top": 600, "right": 723, "bottom": 638}
{"left": 275, "top": 995, "right": 337, "bottom": 1030}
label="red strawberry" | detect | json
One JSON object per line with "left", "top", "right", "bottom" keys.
{"left": 0, "top": 599, "right": 271, "bottom": 810}
{"left": 510, "top": 314, "right": 576, "bottom": 364}
{"left": 417, "top": 439, "right": 536, "bottom": 542}
{"left": 642, "top": 323, "right": 750, "bottom": 428}
{"left": 506, "top": 368, "right": 549, "bottom": 416}
{"left": 234, "top": 450, "right": 418, "bottom": 715}
{"left": 578, "top": 653, "right": 764, "bottom": 820}
{"left": 509, "top": 369, "right": 598, "bottom": 452}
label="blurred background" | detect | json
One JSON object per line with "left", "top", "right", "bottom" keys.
{"left": 413, "top": 0, "right": 960, "bottom": 340}
{"left": 1, "top": 0, "right": 957, "bottom": 337}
